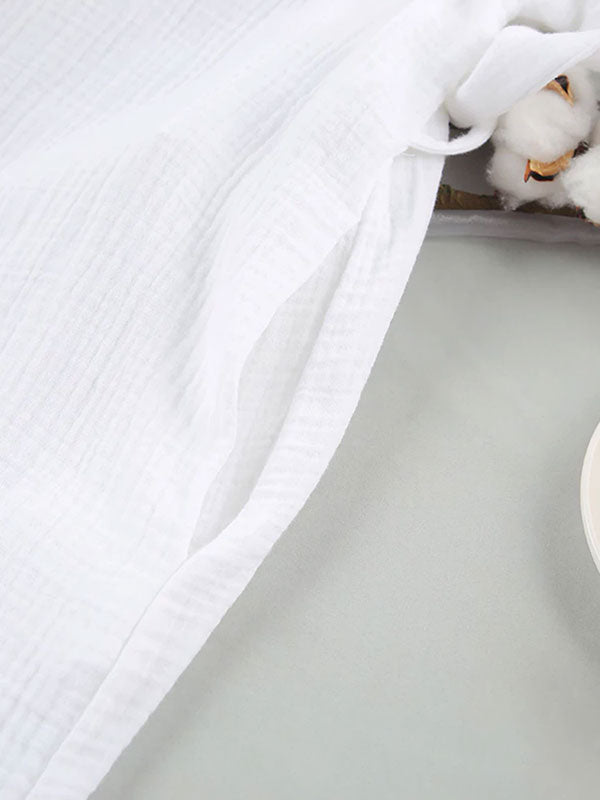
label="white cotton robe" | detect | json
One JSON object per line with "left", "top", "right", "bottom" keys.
{"left": 0, "top": 1, "right": 599, "bottom": 798}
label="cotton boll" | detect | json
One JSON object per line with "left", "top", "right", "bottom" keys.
{"left": 488, "top": 145, "right": 569, "bottom": 209}
{"left": 560, "top": 146, "right": 600, "bottom": 224}
{"left": 492, "top": 67, "right": 597, "bottom": 163}
{"left": 591, "top": 118, "right": 600, "bottom": 147}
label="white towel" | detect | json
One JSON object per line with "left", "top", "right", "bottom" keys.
{"left": 0, "top": 2, "right": 598, "bottom": 798}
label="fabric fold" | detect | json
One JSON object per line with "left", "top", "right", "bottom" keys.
{"left": 0, "top": 2, "right": 598, "bottom": 799}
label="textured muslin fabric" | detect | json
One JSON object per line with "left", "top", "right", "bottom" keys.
{"left": 0, "top": 2, "right": 599, "bottom": 798}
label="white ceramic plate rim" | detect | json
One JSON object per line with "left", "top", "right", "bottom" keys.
{"left": 581, "top": 420, "right": 600, "bottom": 574}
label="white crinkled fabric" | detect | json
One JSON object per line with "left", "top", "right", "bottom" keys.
{"left": 0, "top": 2, "right": 599, "bottom": 798}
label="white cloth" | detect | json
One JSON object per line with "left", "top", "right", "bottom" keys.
{"left": 0, "top": 2, "right": 598, "bottom": 798}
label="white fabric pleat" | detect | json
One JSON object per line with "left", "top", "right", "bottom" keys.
{"left": 0, "top": 2, "right": 598, "bottom": 798}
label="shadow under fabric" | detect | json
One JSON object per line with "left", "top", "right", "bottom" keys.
{"left": 0, "top": 2, "right": 598, "bottom": 798}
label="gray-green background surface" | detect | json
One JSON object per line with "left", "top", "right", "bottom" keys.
{"left": 93, "top": 236, "right": 600, "bottom": 800}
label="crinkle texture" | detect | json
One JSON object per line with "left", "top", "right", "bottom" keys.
{"left": 1, "top": 3, "right": 600, "bottom": 799}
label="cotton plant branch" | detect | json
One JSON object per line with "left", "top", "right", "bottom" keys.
{"left": 435, "top": 183, "right": 582, "bottom": 219}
